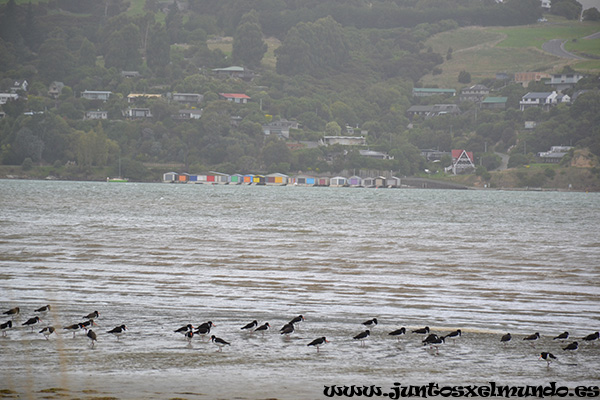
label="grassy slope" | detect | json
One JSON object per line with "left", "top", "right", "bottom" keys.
{"left": 422, "top": 19, "right": 600, "bottom": 88}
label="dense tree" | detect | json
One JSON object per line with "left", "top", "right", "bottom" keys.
{"left": 276, "top": 16, "right": 348, "bottom": 76}
{"left": 582, "top": 7, "right": 600, "bottom": 21}
{"left": 232, "top": 11, "right": 268, "bottom": 68}
{"left": 147, "top": 24, "right": 171, "bottom": 71}
{"left": 38, "top": 38, "right": 76, "bottom": 81}
{"left": 104, "top": 23, "right": 142, "bottom": 70}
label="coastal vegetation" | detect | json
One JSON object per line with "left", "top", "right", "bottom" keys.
{"left": 0, "top": 0, "right": 599, "bottom": 190}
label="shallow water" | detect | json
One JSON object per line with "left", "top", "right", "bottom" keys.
{"left": 1, "top": 180, "right": 599, "bottom": 399}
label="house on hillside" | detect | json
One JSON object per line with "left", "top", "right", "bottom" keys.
{"left": 84, "top": 110, "right": 108, "bottom": 120}
{"left": 407, "top": 104, "right": 461, "bottom": 119}
{"left": 519, "top": 91, "right": 570, "bottom": 111}
{"left": 480, "top": 97, "right": 508, "bottom": 110}
{"left": 537, "top": 146, "right": 572, "bottom": 163}
{"left": 320, "top": 136, "right": 366, "bottom": 146}
{"left": 175, "top": 109, "right": 203, "bottom": 120}
{"left": 171, "top": 93, "right": 203, "bottom": 105}
{"left": 127, "top": 93, "right": 162, "bottom": 103}
{"left": 219, "top": 93, "right": 251, "bottom": 104}
{"left": 124, "top": 108, "right": 152, "bottom": 119}
{"left": 212, "top": 66, "right": 256, "bottom": 81}
{"left": 48, "top": 81, "right": 64, "bottom": 98}
{"left": 81, "top": 90, "right": 112, "bottom": 101}
{"left": 546, "top": 73, "right": 585, "bottom": 91}
{"left": 0, "top": 93, "right": 19, "bottom": 104}
{"left": 359, "top": 150, "right": 393, "bottom": 160}
{"left": 262, "top": 119, "right": 299, "bottom": 139}
{"left": 446, "top": 149, "right": 475, "bottom": 175}
{"left": 460, "top": 84, "right": 489, "bottom": 102}
{"left": 11, "top": 79, "right": 28, "bottom": 93}
{"left": 412, "top": 88, "right": 456, "bottom": 97}
{"left": 514, "top": 72, "right": 551, "bottom": 87}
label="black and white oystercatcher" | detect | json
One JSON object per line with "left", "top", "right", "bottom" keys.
{"left": 412, "top": 326, "right": 430, "bottom": 334}
{"left": 174, "top": 324, "right": 194, "bottom": 334}
{"left": 446, "top": 329, "right": 462, "bottom": 341}
{"left": 288, "top": 315, "right": 305, "bottom": 330}
{"left": 241, "top": 320, "right": 258, "bottom": 330}
{"left": 388, "top": 327, "right": 406, "bottom": 341}
{"left": 500, "top": 333, "right": 512, "bottom": 345}
{"left": 582, "top": 332, "right": 599, "bottom": 341}
{"left": 87, "top": 329, "right": 97, "bottom": 348}
{"left": 107, "top": 325, "right": 127, "bottom": 340}
{"left": 280, "top": 322, "right": 294, "bottom": 336}
{"left": 255, "top": 322, "right": 270, "bottom": 335}
{"left": 540, "top": 352, "right": 557, "bottom": 366}
{"left": 83, "top": 311, "right": 99, "bottom": 320}
{"left": 211, "top": 335, "right": 230, "bottom": 352}
{"left": 563, "top": 341, "right": 578, "bottom": 351}
{"left": 362, "top": 318, "right": 378, "bottom": 328}
{"left": 185, "top": 330, "right": 194, "bottom": 343}
{"left": 64, "top": 323, "right": 84, "bottom": 338}
{"left": 39, "top": 326, "right": 55, "bottom": 340}
{"left": 197, "top": 321, "right": 215, "bottom": 331}
{"left": 194, "top": 323, "right": 213, "bottom": 340}
{"left": 553, "top": 331, "right": 569, "bottom": 340}
{"left": 353, "top": 330, "right": 370, "bottom": 347}
{"left": 22, "top": 316, "right": 42, "bottom": 331}
{"left": 35, "top": 305, "right": 51, "bottom": 314}
{"left": 307, "top": 337, "right": 329, "bottom": 352}
{"left": 1, "top": 320, "right": 13, "bottom": 336}
{"left": 81, "top": 319, "right": 96, "bottom": 331}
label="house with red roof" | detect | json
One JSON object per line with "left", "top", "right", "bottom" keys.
{"left": 446, "top": 149, "right": 475, "bottom": 175}
{"left": 219, "top": 93, "right": 251, "bottom": 104}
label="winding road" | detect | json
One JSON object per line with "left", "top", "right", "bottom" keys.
{"left": 542, "top": 39, "right": 586, "bottom": 60}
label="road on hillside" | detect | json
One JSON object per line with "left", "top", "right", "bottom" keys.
{"left": 542, "top": 39, "right": 586, "bottom": 59}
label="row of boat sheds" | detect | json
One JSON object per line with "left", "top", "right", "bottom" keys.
{"left": 162, "top": 171, "right": 404, "bottom": 188}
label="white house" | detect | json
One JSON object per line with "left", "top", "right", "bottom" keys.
{"left": 219, "top": 93, "right": 251, "bottom": 104}
{"left": 519, "top": 91, "right": 570, "bottom": 111}
{"left": 84, "top": 110, "right": 108, "bottom": 120}
{"left": 171, "top": 93, "right": 204, "bottom": 104}
{"left": 124, "top": 108, "right": 152, "bottom": 119}
{"left": 546, "top": 73, "right": 585, "bottom": 91}
{"left": 0, "top": 93, "right": 19, "bottom": 104}
{"left": 320, "top": 136, "right": 366, "bottom": 146}
{"left": 81, "top": 90, "right": 112, "bottom": 101}
{"left": 262, "top": 119, "right": 299, "bottom": 139}
{"left": 459, "top": 84, "right": 490, "bottom": 102}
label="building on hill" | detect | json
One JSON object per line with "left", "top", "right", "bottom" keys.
{"left": 320, "top": 136, "right": 366, "bottom": 146}
{"left": 480, "top": 97, "right": 508, "bottom": 110}
{"left": 446, "top": 149, "right": 475, "bottom": 175}
{"left": 546, "top": 73, "right": 585, "bottom": 91}
{"left": 538, "top": 146, "right": 573, "bottom": 163}
{"left": 219, "top": 93, "right": 251, "bottom": 104}
{"left": 514, "top": 72, "right": 551, "bottom": 87}
{"left": 412, "top": 88, "right": 456, "bottom": 97}
{"left": 262, "top": 119, "right": 299, "bottom": 139}
{"left": 81, "top": 90, "right": 112, "bottom": 101}
{"left": 212, "top": 66, "right": 256, "bottom": 81}
{"left": 519, "top": 91, "right": 570, "bottom": 111}
{"left": 407, "top": 104, "right": 461, "bottom": 119}
{"left": 460, "top": 84, "right": 490, "bottom": 102}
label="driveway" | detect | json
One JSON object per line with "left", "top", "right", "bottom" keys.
{"left": 542, "top": 39, "right": 586, "bottom": 59}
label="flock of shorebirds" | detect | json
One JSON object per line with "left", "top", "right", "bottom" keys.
{"left": 2, "top": 307, "right": 599, "bottom": 364}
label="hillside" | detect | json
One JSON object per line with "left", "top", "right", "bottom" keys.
{"left": 421, "top": 19, "right": 600, "bottom": 88}
{"left": 0, "top": 0, "right": 599, "bottom": 190}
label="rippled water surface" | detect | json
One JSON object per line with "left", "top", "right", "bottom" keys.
{"left": 1, "top": 180, "right": 599, "bottom": 399}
